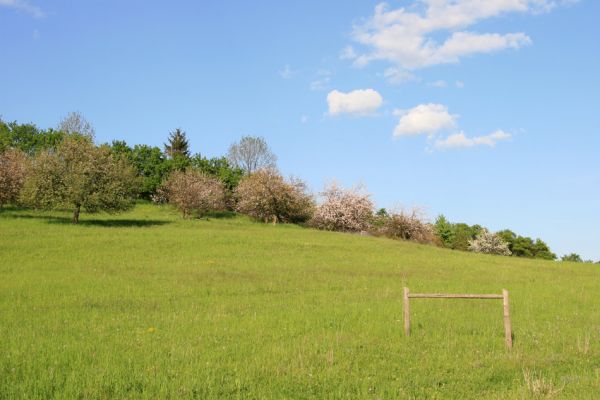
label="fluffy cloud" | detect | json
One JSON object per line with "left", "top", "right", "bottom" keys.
{"left": 327, "top": 89, "right": 383, "bottom": 116}
{"left": 347, "top": 1, "right": 570, "bottom": 70}
{"left": 393, "top": 103, "right": 511, "bottom": 150}
{"left": 0, "top": 0, "right": 43, "bottom": 18}
{"left": 393, "top": 103, "right": 457, "bottom": 136}
{"left": 434, "top": 130, "right": 512, "bottom": 149}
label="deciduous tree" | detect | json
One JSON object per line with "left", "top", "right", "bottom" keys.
{"left": 311, "top": 183, "right": 373, "bottom": 232}
{"left": 20, "top": 135, "right": 138, "bottom": 223}
{"left": 0, "top": 148, "right": 28, "bottom": 207}
{"left": 381, "top": 208, "right": 435, "bottom": 244}
{"left": 468, "top": 229, "right": 511, "bottom": 256}
{"left": 235, "top": 169, "right": 313, "bottom": 223}
{"left": 227, "top": 136, "right": 277, "bottom": 174}
{"left": 159, "top": 169, "right": 225, "bottom": 218}
{"left": 0, "top": 119, "right": 64, "bottom": 155}
{"left": 561, "top": 253, "right": 583, "bottom": 263}
{"left": 58, "top": 111, "right": 95, "bottom": 138}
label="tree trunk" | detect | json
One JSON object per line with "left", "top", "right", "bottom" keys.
{"left": 72, "top": 205, "right": 81, "bottom": 224}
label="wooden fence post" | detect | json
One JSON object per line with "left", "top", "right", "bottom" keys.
{"left": 403, "top": 287, "right": 410, "bottom": 336}
{"left": 502, "top": 289, "right": 513, "bottom": 349}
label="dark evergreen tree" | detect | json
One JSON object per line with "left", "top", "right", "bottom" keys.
{"left": 434, "top": 215, "right": 454, "bottom": 248}
{"left": 164, "top": 128, "right": 190, "bottom": 159}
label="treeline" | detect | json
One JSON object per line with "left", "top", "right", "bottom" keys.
{"left": 0, "top": 114, "right": 596, "bottom": 264}
{"left": 434, "top": 215, "right": 557, "bottom": 260}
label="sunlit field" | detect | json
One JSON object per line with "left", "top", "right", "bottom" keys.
{"left": 1, "top": 203, "right": 598, "bottom": 399}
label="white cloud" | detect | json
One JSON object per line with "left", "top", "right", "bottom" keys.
{"left": 434, "top": 130, "right": 512, "bottom": 149}
{"left": 0, "top": 0, "right": 43, "bottom": 18}
{"left": 327, "top": 89, "right": 383, "bottom": 116}
{"left": 434, "top": 31, "right": 531, "bottom": 63}
{"left": 383, "top": 67, "right": 416, "bottom": 85}
{"left": 278, "top": 64, "right": 295, "bottom": 79}
{"left": 428, "top": 80, "right": 447, "bottom": 88}
{"left": 393, "top": 102, "right": 513, "bottom": 150}
{"left": 393, "top": 103, "right": 457, "bottom": 136}
{"left": 347, "top": 1, "right": 571, "bottom": 71}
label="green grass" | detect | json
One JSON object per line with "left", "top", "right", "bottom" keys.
{"left": 1, "top": 203, "right": 599, "bottom": 399}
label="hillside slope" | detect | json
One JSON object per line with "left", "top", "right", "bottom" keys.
{"left": 1, "top": 203, "right": 598, "bottom": 399}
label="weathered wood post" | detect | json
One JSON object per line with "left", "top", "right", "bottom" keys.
{"left": 403, "top": 287, "right": 410, "bottom": 336}
{"left": 502, "top": 289, "right": 513, "bottom": 349}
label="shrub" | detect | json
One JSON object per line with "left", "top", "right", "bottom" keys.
{"left": 380, "top": 208, "right": 436, "bottom": 244}
{"left": 191, "top": 155, "right": 244, "bottom": 209}
{"left": 311, "top": 183, "right": 373, "bottom": 232}
{"left": 159, "top": 169, "right": 226, "bottom": 218}
{"left": 561, "top": 253, "right": 583, "bottom": 263}
{"left": 235, "top": 169, "right": 314, "bottom": 223}
{"left": 468, "top": 229, "right": 512, "bottom": 256}
{"left": 0, "top": 148, "right": 28, "bottom": 207}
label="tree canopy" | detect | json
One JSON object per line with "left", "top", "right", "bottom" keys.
{"left": 21, "top": 135, "right": 139, "bottom": 223}
{"left": 227, "top": 136, "right": 277, "bottom": 174}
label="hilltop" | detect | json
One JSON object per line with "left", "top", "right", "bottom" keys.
{"left": 1, "top": 203, "right": 598, "bottom": 399}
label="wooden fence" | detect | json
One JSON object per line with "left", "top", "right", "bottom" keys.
{"left": 403, "top": 287, "right": 513, "bottom": 349}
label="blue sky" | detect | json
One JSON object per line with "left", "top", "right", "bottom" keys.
{"left": 1, "top": 0, "right": 599, "bottom": 260}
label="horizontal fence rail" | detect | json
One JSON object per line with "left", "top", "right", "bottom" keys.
{"left": 403, "top": 287, "right": 513, "bottom": 349}
{"left": 408, "top": 293, "right": 503, "bottom": 299}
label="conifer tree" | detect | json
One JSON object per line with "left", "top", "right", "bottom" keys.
{"left": 164, "top": 128, "right": 190, "bottom": 159}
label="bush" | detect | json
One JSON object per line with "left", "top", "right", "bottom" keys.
{"left": 159, "top": 169, "right": 226, "bottom": 218}
{"left": 235, "top": 169, "right": 314, "bottom": 223}
{"left": 561, "top": 253, "right": 583, "bottom": 263}
{"left": 379, "top": 208, "right": 436, "bottom": 244}
{"left": 0, "top": 148, "right": 28, "bottom": 207}
{"left": 468, "top": 229, "right": 512, "bottom": 256}
{"left": 311, "top": 183, "right": 373, "bottom": 232}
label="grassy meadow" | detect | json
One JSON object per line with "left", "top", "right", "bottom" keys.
{"left": 1, "top": 203, "right": 599, "bottom": 399}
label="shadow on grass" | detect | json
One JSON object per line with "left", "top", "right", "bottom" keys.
{"left": 0, "top": 213, "right": 170, "bottom": 227}
{"left": 204, "top": 211, "right": 237, "bottom": 219}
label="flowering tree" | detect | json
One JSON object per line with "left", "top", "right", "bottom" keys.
{"left": 468, "top": 229, "right": 512, "bottom": 256}
{"left": 380, "top": 208, "right": 435, "bottom": 244}
{"left": 0, "top": 148, "right": 28, "bottom": 207}
{"left": 235, "top": 169, "right": 314, "bottom": 223}
{"left": 159, "top": 169, "right": 225, "bottom": 218}
{"left": 311, "top": 183, "right": 373, "bottom": 232}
